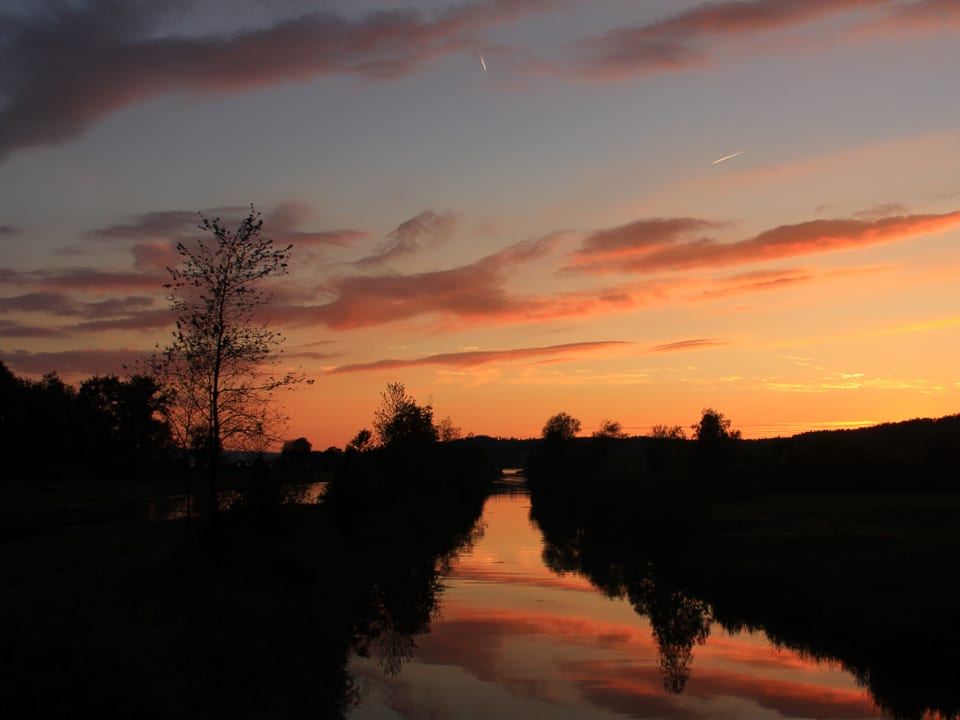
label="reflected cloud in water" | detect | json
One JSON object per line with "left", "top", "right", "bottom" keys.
{"left": 349, "top": 493, "right": 884, "bottom": 720}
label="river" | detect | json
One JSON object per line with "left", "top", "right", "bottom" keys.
{"left": 347, "top": 483, "right": 887, "bottom": 719}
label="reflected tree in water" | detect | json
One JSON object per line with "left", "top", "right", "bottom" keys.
{"left": 630, "top": 573, "right": 712, "bottom": 694}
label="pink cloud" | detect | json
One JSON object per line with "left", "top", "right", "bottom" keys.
{"left": 282, "top": 232, "right": 566, "bottom": 330}
{"left": 330, "top": 340, "right": 631, "bottom": 374}
{"left": 566, "top": 210, "right": 960, "bottom": 275}
{"left": 573, "top": 0, "right": 891, "bottom": 79}
{"left": 131, "top": 241, "right": 180, "bottom": 272}
{"left": 861, "top": 0, "right": 960, "bottom": 34}
{"left": 646, "top": 338, "right": 726, "bottom": 353}
{"left": 571, "top": 218, "right": 723, "bottom": 262}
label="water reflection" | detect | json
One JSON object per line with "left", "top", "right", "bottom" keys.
{"left": 349, "top": 489, "right": 887, "bottom": 720}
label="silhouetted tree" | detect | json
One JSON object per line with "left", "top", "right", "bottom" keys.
{"left": 542, "top": 412, "right": 581, "bottom": 442}
{"left": 152, "top": 206, "right": 305, "bottom": 535}
{"left": 593, "top": 419, "right": 627, "bottom": 439}
{"left": 79, "top": 374, "right": 171, "bottom": 460}
{"left": 651, "top": 424, "right": 686, "bottom": 440}
{"left": 346, "top": 428, "right": 373, "bottom": 453}
{"left": 691, "top": 408, "right": 741, "bottom": 490}
{"left": 437, "top": 416, "right": 463, "bottom": 442}
{"left": 692, "top": 408, "right": 740, "bottom": 442}
{"left": 372, "top": 382, "right": 437, "bottom": 448}
{"left": 281, "top": 436, "right": 312, "bottom": 458}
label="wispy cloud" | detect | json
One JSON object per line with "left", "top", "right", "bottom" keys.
{"left": 0, "top": 0, "right": 556, "bottom": 162}
{"left": 646, "top": 338, "right": 726, "bottom": 353}
{"left": 92, "top": 202, "right": 367, "bottom": 249}
{"left": 0, "top": 267, "right": 165, "bottom": 292}
{"left": 0, "top": 292, "right": 154, "bottom": 316}
{"left": 0, "top": 348, "right": 147, "bottom": 377}
{"left": 353, "top": 210, "right": 457, "bottom": 267}
{"left": 0, "top": 291, "right": 168, "bottom": 335}
{"left": 570, "top": 0, "right": 903, "bottom": 80}
{"left": 571, "top": 218, "right": 723, "bottom": 262}
{"left": 286, "top": 231, "right": 567, "bottom": 330}
{"left": 0, "top": 321, "right": 64, "bottom": 339}
{"left": 330, "top": 340, "right": 630, "bottom": 374}
{"left": 566, "top": 210, "right": 960, "bottom": 275}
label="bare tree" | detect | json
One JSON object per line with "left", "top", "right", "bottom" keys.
{"left": 437, "top": 416, "right": 463, "bottom": 442}
{"left": 155, "top": 206, "right": 305, "bottom": 532}
{"left": 651, "top": 424, "right": 687, "bottom": 440}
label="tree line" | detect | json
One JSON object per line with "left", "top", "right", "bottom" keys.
{"left": 0, "top": 361, "right": 171, "bottom": 481}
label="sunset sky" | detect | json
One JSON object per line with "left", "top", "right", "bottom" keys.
{"left": 2, "top": 0, "right": 959, "bottom": 448}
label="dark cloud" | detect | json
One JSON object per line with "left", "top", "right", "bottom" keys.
{"left": 354, "top": 210, "right": 457, "bottom": 266}
{"left": 0, "top": 0, "right": 556, "bottom": 162}
{"left": 93, "top": 203, "right": 368, "bottom": 260}
{"left": 0, "top": 348, "right": 147, "bottom": 377}
{"left": 0, "top": 320, "right": 64, "bottom": 338}
{"left": 0, "top": 291, "right": 155, "bottom": 317}
{"left": 91, "top": 208, "right": 222, "bottom": 241}
{"left": 0, "top": 225, "right": 18, "bottom": 236}
{"left": 0, "top": 267, "right": 166, "bottom": 291}
{"left": 74, "top": 308, "right": 172, "bottom": 332}
{"left": 330, "top": 340, "right": 630, "bottom": 374}
{"left": 0, "top": 291, "right": 77, "bottom": 315}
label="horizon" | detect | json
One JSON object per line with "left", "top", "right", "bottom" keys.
{"left": 2, "top": 1, "right": 959, "bottom": 448}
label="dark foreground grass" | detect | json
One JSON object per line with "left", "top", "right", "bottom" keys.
{"left": 1, "top": 469, "right": 489, "bottom": 719}
{"left": 699, "top": 492, "right": 960, "bottom": 720}
{"left": 529, "top": 482, "right": 960, "bottom": 719}
{"left": 1, "top": 507, "right": 357, "bottom": 719}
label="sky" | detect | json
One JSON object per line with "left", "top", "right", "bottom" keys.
{"left": 1, "top": 0, "right": 959, "bottom": 448}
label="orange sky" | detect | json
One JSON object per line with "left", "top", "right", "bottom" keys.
{"left": 1, "top": 1, "right": 959, "bottom": 448}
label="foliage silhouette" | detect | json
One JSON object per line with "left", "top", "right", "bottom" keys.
{"left": 1, "top": 363, "right": 172, "bottom": 481}
{"left": 542, "top": 411, "right": 581, "bottom": 442}
{"left": 372, "top": 381, "right": 438, "bottom": 449}
{"left": 691, "top": 408, "right": 740, "bottom": 442}
{"left": 593, "top": 418, "right": 628, "bottom": 439}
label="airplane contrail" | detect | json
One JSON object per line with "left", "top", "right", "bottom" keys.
{"left": 712, "top": 150, "right": 744, "bottom": 164}
{"left": 479, "top": 49, "right": 487, "bottom": 72}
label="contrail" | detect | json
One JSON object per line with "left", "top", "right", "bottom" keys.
{"left": 712, "top": 150, "right": 744, "bottom": 164}
{"left": 478, "top": 49, "right": 487, "bottom": 72}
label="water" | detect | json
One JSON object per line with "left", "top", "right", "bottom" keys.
{"left": 348, "top": 488, "right": 886, "bottom": 719}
